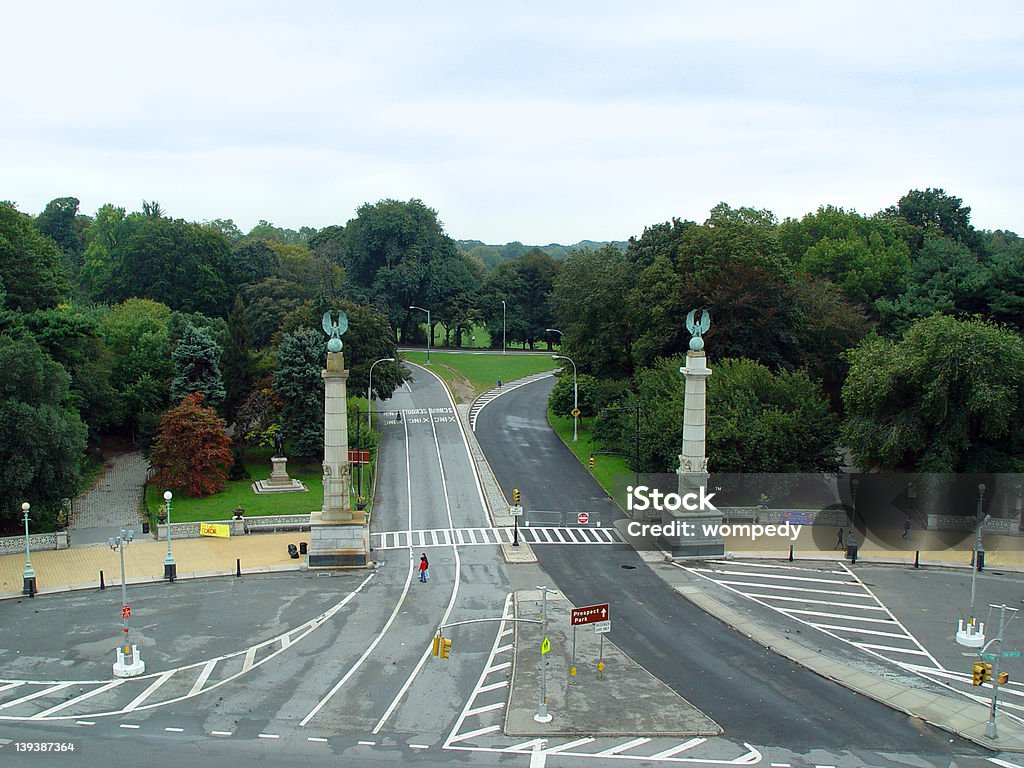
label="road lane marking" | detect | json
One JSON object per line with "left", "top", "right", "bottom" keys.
{"left": 545, "top": 737, "right": 595, "bottom": 753}
{"left": 307, "top": 737, "right": 328, "bottom": 743}
{"left": 165, "top": 727, "right": 184, "bottom": 733}
{"left": 258, "top": 733, "right": 279, "bottom": 739}
{"left": 0, "top": 682, "right": 74, "bottom": 710}
{"left": 124, "top": 670, "right": 175, "bottom": 712}
{"left": 189, "top": 660, "right": 217, "bottom": 696}
{"left": 595, "top": 737, "right": 651, "bottom": 755}
{"left": 119, "top": 724, "right": 140, "bottom": 729}
{"left": 465, "top": 701, "right": 505, "bottom": 717}
{"left": 649, "top": 737, "right": 706, "bottom": 758}
{"left": 32, "top": 681, "right": 124, "bottom": 719}
{"left": 211, "top": 730, "right": 232, "bottom": 737}
{"left": 447, "top": 724, "right": 500, "bottom": 743}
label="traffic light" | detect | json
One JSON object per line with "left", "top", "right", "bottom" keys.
{"left": 512, "top": 488, "right": 520, "bottom": 506}
{"left": 440, "top": 637, "right": 452, "bottom": 659}
{"left": 432, "top": 633, "right": 441, "bottom": 657}
{"left": 588, "top": 456, "right": 595, "bottom": 471}
{"left": 973, "top": 661, "right": 992, "bottom": 685}
{"left": 999, "top": 671, "right": 1010, "bottom": 685}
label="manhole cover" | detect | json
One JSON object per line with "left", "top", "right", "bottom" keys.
{"left": 620, "top": 564, "right": 637, "bottom": 570}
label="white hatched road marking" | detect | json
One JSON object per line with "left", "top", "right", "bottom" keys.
{"left": 682, "top": 560, "right": 941, "bottom": 667}
{"left": 0, "top": 571, "right": 376, "bottom": 721}
{"left": 673, "top": 559, "right": 1024, "bottom": 715}
{"left": 469, "top": 372, "right": 556, "bottom": 431}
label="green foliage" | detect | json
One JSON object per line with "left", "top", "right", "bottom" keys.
{"left": 222, "top": 295, "right": 257, "bottom": 420}
{"left": 170, "top": 324, "right": 226, "bottom": 408}
{"left": 0, "top": 335, "right": 87, "bottom": 533}
{"left": 483, "top": 250, "right": 559, "bottom": 349}
{"left": 275, "top": 328, "right": 325, "bottom": 459}
{"left": 0, "top": 201, "right": 70, "bottom": 311}
{"left": 549, "top": 372, "right": 602, "bottom": 418}
{"left": 150, "top": 392, "right": 233, "bottom": 496}
{"left": 842, "top": 314, "right": 1024, "bottom": 472}
{"left": 33, "top": 197, "right": 85, "bottom": 270}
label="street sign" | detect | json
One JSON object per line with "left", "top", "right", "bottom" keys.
{"left": 985, "top": 651, "right": 1022, "bottom": 660}
{"left": 577, "top": 512, "right": 590, "bottom": 525}
{"left": 571, "top": 603, "right": 610, "bottom": 626}
{"left": 122, "top": 605, "right": 131, "bottom": 619}
{"left": 348, "top": 449, "right": 370, "bottom": 465}
{"left": 571, "top": 407, "right": 581, "bottom": 418}
{"left": 510, "top": 505, "right": 523, "bottom": 517}
{"left": 541, "top": 637, "right": 551, "bottom": 654}
{"left": 593, "top": 620, "right": 611, "bottom": 634}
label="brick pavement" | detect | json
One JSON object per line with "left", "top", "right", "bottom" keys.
{"left": 70, "top": 451, "right": 150, "bottom": 531}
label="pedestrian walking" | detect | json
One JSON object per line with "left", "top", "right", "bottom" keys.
{"left": 419, "top": 553, "right": 429, "bottom": 582}
{"left": 836, "top": 527, "right": 844, "bottom": 551}
{"left": 497, "top": 378, "right": 502, "bottom": 389}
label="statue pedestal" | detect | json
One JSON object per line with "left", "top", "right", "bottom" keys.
{"left": 308, "top": 512, "right": 370, "bottom": 568}
{"left": 252, "top": 456, "right": 307, "bottom": 494}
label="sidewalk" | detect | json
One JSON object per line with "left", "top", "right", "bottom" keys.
{"left": 0, "top": 532, "right": 305, "bottom": 600}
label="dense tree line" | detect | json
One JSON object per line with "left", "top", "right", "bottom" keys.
{"left": 2, "top": 187, "right": 1021, "bottom": 531}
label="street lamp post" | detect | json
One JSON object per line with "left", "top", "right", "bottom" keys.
{"left": 109, "top": 528, "right": 145, "bottom": 677}
{"left": 502, "top": 300, "right": 506, "bottom": 356}
{"left": 368, "top": 357, "right": 396, "bottom": 431}
{"left": 21, "top": 502, "right": 35, "bottom": 597}
{"left": 410, "top": 306, "right": 430, "bottom": 363}
{"left": 970, "top": 483, "right": 989, "bottom": 621}
{"left": 162, "top": 490, "right": 176, "bottom": 582}
{"left": 552, "top": 354, "right": 578, "bottom": 442}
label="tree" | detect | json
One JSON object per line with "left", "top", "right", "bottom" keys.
{"left": 887, "top": 187, "right": 981, "bottom": 252}
{"left": 170, "top": 324, "right": 226, "bottom": 408}
{"left": 33, "top": 197, "right": 85, "bottom": 270}
{"left": 842, "top": 315, "right": 1024, "bottom": 471}
{"left": 222, "top": 295, "right": 258, "bottom": 421}
{"left": 150, "top": 393, "right": 233, "bottom": 496}
{"left": 0, "top": 335, "right": 88, "bottom": 533}
{"left": 0, "top": 201, "right": 70, "bottom": 311}
{"left": 275, "top": 328, "right": 326, "bottom": 459}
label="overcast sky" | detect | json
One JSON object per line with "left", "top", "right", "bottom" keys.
{"left": 2, "top": 1, "right": 1022, "bottom": 244}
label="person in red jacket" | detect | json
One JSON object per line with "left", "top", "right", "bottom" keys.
{"left": 419, "top": 553, "right": 429, "bottom": 582}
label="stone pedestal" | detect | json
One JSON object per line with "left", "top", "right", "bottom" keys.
{"left": 661, "top": 350, "right": 724, "bottom": 557}
{"left": 309, "top": 350, "right": 371, "bottom": 568}
{"left": 252, "top": 456, "right": 308, "bottom": 494}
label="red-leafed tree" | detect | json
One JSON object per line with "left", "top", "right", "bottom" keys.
{"left": 150, "top": 392, "right": 233, "bottom": 496}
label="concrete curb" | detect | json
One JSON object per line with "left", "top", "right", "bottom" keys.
{"left": 674, "top": 585, "right": 1024, "bottom": 753}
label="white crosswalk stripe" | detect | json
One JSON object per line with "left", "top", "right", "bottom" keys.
{"left": 371, "top": 526, "right": 624, "bottom": 550}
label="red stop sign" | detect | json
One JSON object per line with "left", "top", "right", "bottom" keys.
{"left": 577, "top": 512, "right": 590, "bottom": 525}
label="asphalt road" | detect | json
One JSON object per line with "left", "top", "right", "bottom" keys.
{"left": 473, "top": 375, "right": 985, "bottom": 758}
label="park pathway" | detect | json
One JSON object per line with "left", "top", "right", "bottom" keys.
{"left": 69, "top": 452, "right": 150, "bottom": 546}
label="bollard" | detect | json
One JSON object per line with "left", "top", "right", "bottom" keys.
{"left": 914, "top": 550, "right": 920, "bottom": 569}
{"left": 788, "top": 544, "right": 794, "bottom": 562}
{"left": 236, "top": 558, "right": 241, "bottom": 577}
{"left": 100, "top": 570, "right": 105, "bottom": 590}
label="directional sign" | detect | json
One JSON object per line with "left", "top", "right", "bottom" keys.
{"left": 593, "top": 620, "right": 611, "bottom": 634}
{"left": 577, "top": 512, "right": 590, "bottom": 525}
{"left": 571, "top": 408, "right": 581, "bottom": 418}
{"left": 985, "top": 651, "right": 1022, "bottom": 660}
{"left": 571, "top": 603, "right": 610, "bottom": 626}
{"left": 122, "top": 605, "right": 131, "bottom": 619}
{"left": 348, "top": 449, "right": 370, "bottom": 465}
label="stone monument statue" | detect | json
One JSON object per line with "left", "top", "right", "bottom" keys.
{"left": 253, "top": 425, "right": 306, "bottom": 494}
{"left": 663, "top": 309, "right": 724, "bottom": 557}
{"left": 308, "top": 310, "right": 370, "bottom": 568}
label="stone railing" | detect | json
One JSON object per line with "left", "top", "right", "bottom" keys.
{"left": 0, "top": 531, "right": 70, "bottom": 555}
{"left": 721, "top": 507, "right": 847, "bottom": 527}
{"left": 156, "top": 514, "right": 312, "bottom": 540}
{"left": 926, "top": 513, "right": 1021, "bottom": 534}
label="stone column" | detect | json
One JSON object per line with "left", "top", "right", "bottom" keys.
{"left": 321, "top": 351, "right": 352, "bottom": 522}
{"left": 308, "top": 350, "right": 370, "bottom": 567}
{"left": 661, "top": 349, "right": 724, "bottom": 557}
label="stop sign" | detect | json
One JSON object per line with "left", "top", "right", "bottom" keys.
{"left": 577, "top": 512, "right": 590, "bottom": 525}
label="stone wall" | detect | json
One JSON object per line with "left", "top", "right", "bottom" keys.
{"left": 0, "top": 531, "right": 70, "bottom": 555}
{"left": 156, "top": 514, "right": 312, "bottom": 540}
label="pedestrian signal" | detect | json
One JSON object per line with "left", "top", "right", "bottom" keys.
{"left": 999, "top": 671, "right": 1010, "bottom": 685}
{"left": 513, "top": 488, "right": 520, "bottom": 505}
{"left": 440, "top": 637, "right": 452, "bottom": 659}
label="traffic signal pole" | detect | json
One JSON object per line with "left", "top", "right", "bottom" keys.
{"left": 986, "top": 603, "right": 1019, "bottom": 739}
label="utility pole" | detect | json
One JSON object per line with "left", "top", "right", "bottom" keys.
{"left": 985, "top": 603, "right": 1018, "bottom": 739}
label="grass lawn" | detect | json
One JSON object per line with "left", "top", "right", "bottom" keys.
{"left": 144, "top": 450, "right": 379, "bottom": 525}
{"left": 548, "top": 411, "right": 633, "bottom": 511}
{"left": 402, "top": 350, "right": 558, "bottom": 401}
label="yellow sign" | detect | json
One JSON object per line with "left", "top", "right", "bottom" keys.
{"left": 571, "top": 408, "right": 581, "bottom": 418}
{"left": 199, "top": 523, "right": 230, "bottom": 538}
{"left": 541, "top": 637, "right": 551, "bottom": 654}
